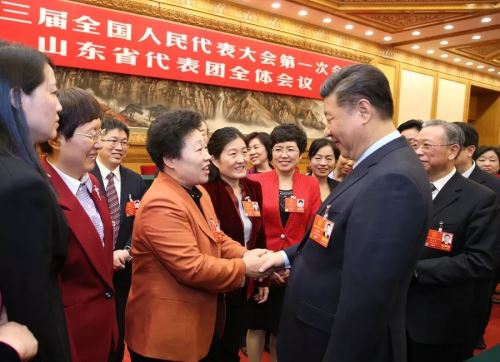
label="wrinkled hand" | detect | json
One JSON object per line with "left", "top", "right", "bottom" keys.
{"left": 113, "top": 250, "right": 129, "bottom": 271}
{"left": 258, "top": 251, "right": 286, "bottom": 274}
{"left": 0, "top": 321, "right": 38, "bottom": 361}
{"left": 254, "top": 286, "right": 269, "bottom": 304}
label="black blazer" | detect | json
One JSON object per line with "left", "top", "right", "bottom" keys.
{"left": 203, "top": 176, "right": 266, "bottom": 303}
{"left": 280, "top": 137, "right": 432, "bottom": 362}
{"left": 0, "top": 342, "right": 20, "bottom": 362}
{"left": 469, "top": 165, "right": 500, "bottom": 264}
{"left": 91, "top": 165, "right": 147, "bottom": 286}
{"left": 407, "top": 172, "right": 498, "bottom": 345}
{"left": 0, "top": 155, "right": 71, "bottom": 362}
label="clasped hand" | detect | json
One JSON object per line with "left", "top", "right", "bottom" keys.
{"left": 242, "top": 249, "right": 287, "bottom": 279}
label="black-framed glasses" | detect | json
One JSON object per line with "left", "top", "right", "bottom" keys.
{"left": 101, "top": 138, "right": 129, "bottom": 148}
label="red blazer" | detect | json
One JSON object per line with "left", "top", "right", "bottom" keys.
{"left": 249, "top": 170, "right": 321, "bottom": 251}
{"left": 204, "top": 176, "right": 266, "bottom": 300}
{"left": 42, "top": 158, "right": 117, "bottom": 362}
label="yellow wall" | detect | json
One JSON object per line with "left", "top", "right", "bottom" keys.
{"left": 398, "top": 69, "right": 434, "bottom": 123}
{"left": 436, "top": 78, "right": 467, "bottom": 122}
{"left": 469, "top": 93, "right": 500, "bottom": 146}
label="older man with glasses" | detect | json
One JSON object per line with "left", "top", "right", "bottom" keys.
{"left": 407, "top": 120, "right": 499, "bottom": 362}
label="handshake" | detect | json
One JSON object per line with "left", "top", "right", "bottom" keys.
{"left": 242, "top": 248, "right": 287, "bottom": 279}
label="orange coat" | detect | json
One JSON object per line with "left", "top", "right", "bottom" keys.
{"left": 125, "top": 172, "right": 247, "bottom": 361}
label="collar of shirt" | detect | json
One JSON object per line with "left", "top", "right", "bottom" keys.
{"left": 354, "top": 130, "right": 401, "bottom": 169}
{"left": 461, "top": 161, "right": 475, "bottom": 179}
{"left": 96, "top": 158, "right": 121, "bottom": 183}
{"left": 47, "top": 159, "right": 92, "bottom": 196}
{"left": 184, "top": 186, "right": 203, "bottom": 205}
{"left": 432, "top": 168, "right": 456, "bottom": 196}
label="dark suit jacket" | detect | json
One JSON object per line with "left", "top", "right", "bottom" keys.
{"left": 0, "top": 342, "right": 20, "bottom": 362}
{"left": 0, "top": 154, "right": 71, "bottom": 362}
{"left": 469, "top": 165, "right": 500, "bottom": 266}
{"left": 279, "top": 137, "right": 432, "bottom": 362}
{"left": 204, "top": 176, "right": 266, "bottom": 302}
{"left": 91, "top": 165, "right": 147, "bottom": 287}
{"left": 249, "top": 170, "right": 321, "bottom": 251}
{"left": 42, "top": 158, "right": 118, "bottom": 362}
{"left": 407, "top": 172, "right": 498, "bottom": 345}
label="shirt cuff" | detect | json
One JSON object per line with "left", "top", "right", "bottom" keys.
{"left": 280, "top": 250, "right": 291, "bottom": 269}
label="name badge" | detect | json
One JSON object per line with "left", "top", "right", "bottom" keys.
{"left": 284, "top": 197, "right": 305, "bottom": 213}
{"left": 425, "top": 229, "right": 454, "bottom": 252}
{"left": 309, "top": 214, "right": 334, "bottom": 248}
{"left": 242, "top": 200, "right": 261, "bottom": 217}
{"left": 209, "top": 218, "right": 225, "bottom": 242}
{"left": 125, "top": 194, "right": 140, "bottom": 217}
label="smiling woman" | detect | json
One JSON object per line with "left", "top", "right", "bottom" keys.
{"left": 0, "top": 43, "right": 71, "bottom": 362}
{"left": 39, "top": 87, "right": 119, "bottom": 362}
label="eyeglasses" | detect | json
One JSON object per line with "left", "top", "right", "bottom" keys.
{"left": 75, "top": 129, "right": 105, "bottom": 143}
{"left": 272, "top": 147, "right": 300, "bottom": 155}
{"left": 411, "top": 142, "right": 455, "bottom": 151}
{"left": 101, "top": 138, "right": 129, "bottom": 148}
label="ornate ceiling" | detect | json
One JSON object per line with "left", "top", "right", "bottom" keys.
{"left": 227, "top": 0, "right": 500, "bottom": 77}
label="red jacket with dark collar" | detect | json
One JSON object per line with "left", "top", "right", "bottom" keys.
{"left": 249, "top": 170, "right": 321, "bottom": 251}
{"left": 42, "top": 158, "right": 117, "bottom": 362}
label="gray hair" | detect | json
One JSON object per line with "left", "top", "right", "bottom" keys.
{"left": 422, "top": 120, "right": 464, "bottom": 148}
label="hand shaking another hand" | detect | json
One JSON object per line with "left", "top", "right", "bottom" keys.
{"left": 242, "top": 249, "right": 287, "bottom": 279}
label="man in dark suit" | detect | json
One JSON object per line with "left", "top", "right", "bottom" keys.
{"left": 454, "top": 121, "right": 500, "bottom": 350}
{"left": 407, "top": 120, "right": 498, "bottom": 362}
{"left": 92, "top": 117, "right": 147, "bottom": 362}
{"left": 260, "top": 64, "right": 432, "bottom": 362}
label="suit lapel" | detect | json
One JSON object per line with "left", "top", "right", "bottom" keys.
{"left": 158, "top": 173, "right": 218, "bottom": 244}
{"left": 42, "top": 159, "right": 113, "bottom": 288}
{"left": 119, "top": 167, "right": 129, "bottom": 224}
{"left": 432, "top": 173, "right": 462, "bottom": 217}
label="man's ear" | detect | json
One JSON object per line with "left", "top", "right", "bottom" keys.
{"left": 466, "top": 145, "right": 476, "bottom": 158}
{"left": 449, "top": 144, "right": 461, "bottom": 160}
{"left": 357, "top": 99, "right": 372, "bottom": 124}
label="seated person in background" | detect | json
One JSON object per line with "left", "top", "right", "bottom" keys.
{"left": 474, "top": 146, "right": 500, "bottom": 177}
{"left": 125, "top": 109, "right": 268, "bottom": 362}
{"left": 308, "top": 138, "right": 340, "bottom": 201}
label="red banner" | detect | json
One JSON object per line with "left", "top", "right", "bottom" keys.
{"left": 0, "top": 0, "right": 356, "bottom": 99}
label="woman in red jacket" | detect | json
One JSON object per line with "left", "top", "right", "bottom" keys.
{"left": 204, "top": 127, "right": 268, "bottom": 362}
{"left": 248, "top": 124, "right": 321, "bottom": 362}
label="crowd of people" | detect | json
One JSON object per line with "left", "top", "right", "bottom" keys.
{"left": 1, "top": 42, "right": 499, "bottom": 362}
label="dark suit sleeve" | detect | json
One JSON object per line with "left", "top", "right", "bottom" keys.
{"left": 0, "top": 171, "right": 69, "bottom": 361}
{"left": 324, "top": 173, "right": 428, "bottom": 361}
{"left": 124, "top": 173, "right": 147, "bottom": 248}
{"left": 0, "top": 343, "right": 20, "bottom": 362}
{"left": 416, "top": 192, "right": 498, "bottom": 284}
